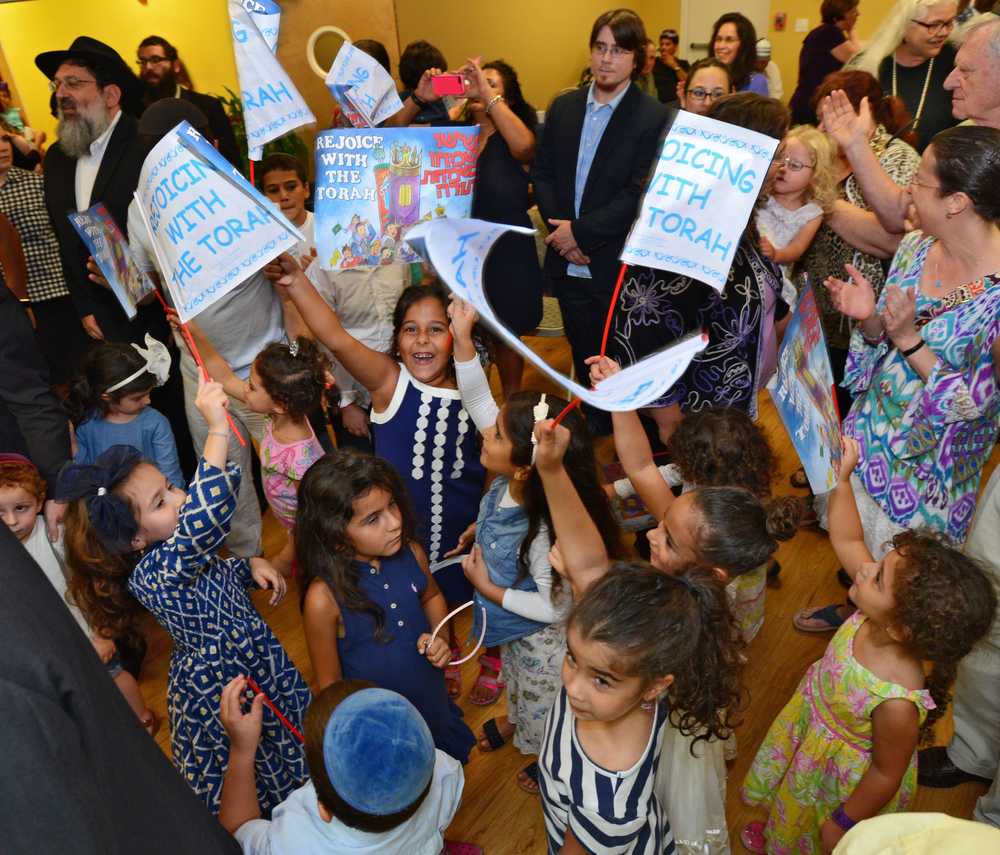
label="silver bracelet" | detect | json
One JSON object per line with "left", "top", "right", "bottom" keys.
{"left": 485, "top": 94, "right": 504, "bottom": 114}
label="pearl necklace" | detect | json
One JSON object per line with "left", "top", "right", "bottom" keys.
{"left": 892, "top": 55, "right": 935, "bottom": 132}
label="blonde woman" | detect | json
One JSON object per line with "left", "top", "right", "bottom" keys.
{"left": 846, "top": 0, "right": 960, "bottom": 149}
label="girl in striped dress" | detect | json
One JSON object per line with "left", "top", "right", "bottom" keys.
{"left": 539, "top": 563, "right": 745, "bottom": 855}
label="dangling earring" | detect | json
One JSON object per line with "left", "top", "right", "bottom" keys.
{"left": 640, "top": 699, "right": 656, "bottom": 711}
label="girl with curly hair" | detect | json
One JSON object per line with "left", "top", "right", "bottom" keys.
{"left": 182, "top": 321, "right": 330, "bottom": 573}
{"left": 741, "top": 436, "right": 996, "bottom": 854}
{"left": 58, "top": 377, "right": 309, "bottom": 817}
{"left": 539, "top": 562, "right": 745, "bottom": 855}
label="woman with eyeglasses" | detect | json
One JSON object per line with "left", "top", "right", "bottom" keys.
{"left": 788, "top": 0, "right": 862, "bottom": 125}
{"left": 791, "top": 71, "right": 921, "bottom": 431}
{"left": 794, "top": 125, "right": 1000, "bottom": 637}
{"left": 846, "top": 0, "right": 960, "bottom": 150}
{"left": 708, "top": 12, "right": 769, "bottom": 94}
{"left": 678, "top": 58, "right": 734, "bottom": 115}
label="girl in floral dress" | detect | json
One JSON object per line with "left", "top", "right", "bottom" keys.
{"left": 740, "top": 437, "right": 996, "bottom": 854}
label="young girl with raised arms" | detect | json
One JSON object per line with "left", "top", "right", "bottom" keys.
{"left": 295, "top": 449, "right": 476, "bottom": 764}
{"left": 273, "top": 255, "right": 485, "bottom": 697}
{"left": 740, "top": 437, "right": 996, "bottom": 854}
{"left": 448, "top": 297, "right": 622, "bottom": 793}
{"left": 59, "top": 376, "right": 309, "bottom": 816}
{"left": 182, "top": 321, "right": 329, "bottom": 572}
{"left": 756, "top": 125, "right": 837, "bottom": 304}
{"left": 68, "top": 337, "right": 184, "bottom": 489}
{"left": 539, "top": 562, "right": 744, "bottom": 855}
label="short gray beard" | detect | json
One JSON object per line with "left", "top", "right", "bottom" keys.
{"left": 57, "top": 98, "right": 113, "bottom": 159}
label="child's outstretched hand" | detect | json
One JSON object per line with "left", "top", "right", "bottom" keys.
{"left": 533, "top": 418, "right": 571, "bottom": 473}
{"left": 447, "top": 295, "right": 478, "bottom": 343}
{"left": 219, "top": 676, "right": 265, "bottom": 754}
{"left": 839, "top": 435, "right": 860, "bottom": 483}
{"left": 250, "top": 557, "right": 287, "bottom": 606}
{"left": 417, "top": 632, "right": 451, "bottom": 668}
{"left": 585, "top": 354, "right": 620, "bottom": 387}
{"left": 195, "top": 374, "right": 230, "bottom": 432}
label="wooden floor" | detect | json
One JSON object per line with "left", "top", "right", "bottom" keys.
{"left": 139, "top": 332, "right": 994, "bottom": 853}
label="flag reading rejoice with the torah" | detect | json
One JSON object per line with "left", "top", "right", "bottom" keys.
{"left": 407, "top": 218, "right": 707, "bottom": 412}
{"left": 621, "top": 110, "right": 779, "bottom": 292}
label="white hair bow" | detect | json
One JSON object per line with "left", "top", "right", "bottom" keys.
{"left": 529, "top": 393, "right": 550, "bottom": 463}
{"left": 106, "top": 334, "right": 172, "bottom": 393}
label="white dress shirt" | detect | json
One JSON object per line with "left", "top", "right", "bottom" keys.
{"left": 74, "top": 109, "right": 123, "bottom": 211}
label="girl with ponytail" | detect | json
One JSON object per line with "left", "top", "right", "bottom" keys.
{"left": 741, "top": 437, "right": 996, "bottom": 853}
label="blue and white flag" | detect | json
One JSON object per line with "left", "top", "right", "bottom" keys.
{"left": 326, "top": 41, "right": 403, "bottom": 128}
{"left": 133, "top": 120, "right": 304, "bottom": 322}
{"left": 229, "top": 0, "right": 315, "bottom": 161}
{"left": 621, "top": 110, "right": 779, "bottom": 292}
{"left": 407, "top": 217, "right": 707, "bottom": 412}
{"left": 240, "top": 0, "right": 280, "bottom": 52}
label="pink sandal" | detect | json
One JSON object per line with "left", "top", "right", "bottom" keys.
{"left": 469, "top": 654, "right": 504, "bottom": 707}
{"left": 740, "top": 820, "right": 766, "bottom": 853}
{"left": 442, "top": 842, "right": 483, "bottom": 855}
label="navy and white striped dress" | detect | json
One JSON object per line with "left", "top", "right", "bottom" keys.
{"left": 539, "top": 688, "right": 675, "bottom": 855}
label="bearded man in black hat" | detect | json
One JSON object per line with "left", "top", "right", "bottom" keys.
{"left": 36, "top": 36, "right": 147, "bottom": 343}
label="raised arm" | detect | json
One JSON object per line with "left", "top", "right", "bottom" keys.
{"left": 179, "top": 316, "right": 246, "bottom": 402}
{"left": 827, "top": 436, "right": 874, "bottom": 577}
{"left": 273, "top": 253, "right": 399, "bottom": 405}
{"left": 534, "top": 421, "right": 610, "bottom": 600}
{"left": 826, "top": 202, "right": 902, "bottom": 259}
{"left": 461, "top": 58, "right": 535, "bottom": 162}
{"left": 449, "top": 297, "right": 499, "bottom": 432}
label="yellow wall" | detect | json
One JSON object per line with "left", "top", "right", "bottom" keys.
{"left": 766, "top": 0, "right": 897, "bottom": 102}
{"left": 0, "top": 0, "right": 239, "bottom": 141}
{"left": 394, "top": 0, "right": 682, "bottom": 112}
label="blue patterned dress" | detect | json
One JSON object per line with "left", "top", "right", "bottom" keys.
{"left": 843, "top": 231, "right": 1000, "bottom": 542}
{"left": 369, "top": 364, "right": 486, "bottom": 602}
{"left": 128, "top": 460, "right": 310, "bottom": 816}
{"left": 610, "top": 241, "right": 782, "bottom": 418}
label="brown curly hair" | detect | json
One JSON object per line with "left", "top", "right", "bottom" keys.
{"left": 667, "top": 407, "right": 775, "bottom": 498}
{"left": 254, "top": 337, "right": 331, "bottom": 421}
{"left": 889, "top": 530, "right": 998, "bottom": 743}
{"left": 63, "top": 490, "right": 142, "bottom": 644}
{"left": 569, "top": 562, "right": 746, "bottom": 747}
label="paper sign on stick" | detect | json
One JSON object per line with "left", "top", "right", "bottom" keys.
{"left": 314, "top": 126, "right": 478, "bottom": 270}
{"left": 68, "top": 203, "right": 156, "bottom": 320}
{"left": 229, "top": 0, "right": 315, "bottom": 160}
{"left": 133, "top": 120, "right": 304, "bottom": 323}
{"left": 767, "top": 285, "right": 842, "bottom": 493}
{"left": 240, "top": 0, "right": 280, "bottom": 51}
{"left": 621, "top": 110, "right": 779, "bottom": 292}
{"left": 407, "top": 218, "right": 707, "bottom": 412}
{"left": 326, "top": 42, "right": 404, "bottom": 128}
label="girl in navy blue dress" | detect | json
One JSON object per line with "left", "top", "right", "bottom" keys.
{"left": 59, "top": 377, "right": 309, "bottom": 817}
{"left": 295, "top": 448, "right": 476, "bottom": 764}
{"left": 274, "top": 256, "right": 487, "bottom": 700}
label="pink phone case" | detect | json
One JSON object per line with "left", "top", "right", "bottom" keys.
{"left": 431, "top": 74, "right": 465, "bottom": 96}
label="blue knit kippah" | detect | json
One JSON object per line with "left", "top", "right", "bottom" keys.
{"left": 322, "top": 688, "right": 435, "bottom": 816}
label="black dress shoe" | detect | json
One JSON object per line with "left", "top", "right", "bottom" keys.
{"left": 918, "top": 746, "right": 994, "bottom": 788}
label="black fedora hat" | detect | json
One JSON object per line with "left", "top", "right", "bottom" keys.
{"left": 35, "top": 36, "right": 142, "bottom": 101}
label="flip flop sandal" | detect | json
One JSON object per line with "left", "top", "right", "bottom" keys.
{"left": 479, "top": 717, "right": 510, "bottom": 752}
{"left": 789, "top": 467, "right": 810, "bottom": 489}
{"left": 793, "top": 604, "right": 848, "bottom": 633}
{"left": 443, "top": 842, "right": 484, "bottom": 855}
{"left": 469, "top": 654, "right": 505, "bottom": 707}
{"left": 517, "top": 761, "right": 541, "bottom": 795}
{"left": 445, "top": 649, "right": 462, "bottom": 698}
{"left": 740, "top": 821, "right": 766, "bottom": 853}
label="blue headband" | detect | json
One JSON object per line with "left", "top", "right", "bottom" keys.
{"left": 55, "top": 445, "right": 143, "bottom": 552}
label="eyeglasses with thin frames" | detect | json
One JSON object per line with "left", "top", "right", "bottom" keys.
{"left": 592, "top": 42, "right": 631, "bottom": 59}
{"left": 136, "top": 56, "right": 171, "bottom": 67}
{"left": 910, "top": 17, "right": 956, "bottom": 35}
{"left": 48, "top": 76, "right": 97, "bottom": 93}
{"left": 775, "top": 156, "right": 815, "bottom": 173}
